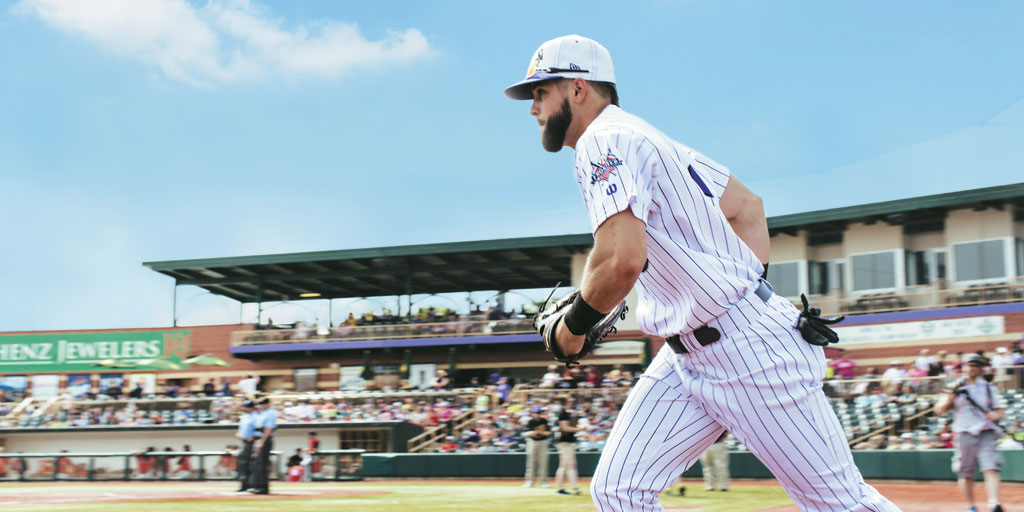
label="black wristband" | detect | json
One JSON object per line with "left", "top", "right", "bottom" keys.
{"left": 563, "top": 294, "right": 607, "bottom": 335}
{"left": 761, "top": 262, "right": 769, "bottom": 280}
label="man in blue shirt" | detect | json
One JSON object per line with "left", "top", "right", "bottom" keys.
{"left": 248, "top": 396, "right": 278, "bottom": 495}
{"left": 234, "top": 400, "right": 257, "bottom": 492}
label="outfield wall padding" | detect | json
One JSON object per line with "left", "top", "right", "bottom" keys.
{"left": 363, "top": 450, "right": 1024, "bottom": 481}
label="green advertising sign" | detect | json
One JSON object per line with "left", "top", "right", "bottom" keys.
{"left": 0, "top": 330, "right": 191, "bottom": 373}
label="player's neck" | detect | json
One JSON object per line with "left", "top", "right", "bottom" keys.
{"left": 564, "top": 102, "right": 612, "bottom": 150}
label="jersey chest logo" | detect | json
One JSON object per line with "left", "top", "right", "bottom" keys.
{"left": 589, "top": 150, "right": 623, "bottom": 185}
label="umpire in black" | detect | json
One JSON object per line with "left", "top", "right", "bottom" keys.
{"left": 234, "top": 400, "right": 257, "bottom": 492}
{"left": 248, "top": 396, "right": 278, "bottom": 494}
{"left": 935, "top": 353, "right": 1006, "bottom": 512}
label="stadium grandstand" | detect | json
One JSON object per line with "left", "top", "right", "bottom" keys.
{"left": 1, "top": 182, "right": 1023, "bottom": 483}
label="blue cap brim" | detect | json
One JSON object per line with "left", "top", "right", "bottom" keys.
{"left": 504, "top": 75, "right": 559, "bottom": 100}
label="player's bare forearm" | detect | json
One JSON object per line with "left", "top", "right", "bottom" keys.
{"left": 555, "top": 210, "right": 646, "bottom": 356}
{"left": 719, "top": 176, "right": 769, "bottom": 265}
{"left": 579, "top": 211, "right": 647, "bottom": 311}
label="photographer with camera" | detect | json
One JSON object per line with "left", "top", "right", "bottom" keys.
{"left": 935, "top": 353, "right": 1006, "bottom": 512}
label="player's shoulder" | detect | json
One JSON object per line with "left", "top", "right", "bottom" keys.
{"left": 577, "top": 108, "right": 657, "bottom": 160}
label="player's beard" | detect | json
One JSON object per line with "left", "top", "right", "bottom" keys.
{"left": 541, "top": 99, "right": 572, "bottom": 153}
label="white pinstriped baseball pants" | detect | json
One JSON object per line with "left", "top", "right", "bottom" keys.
{"left": 590, "top": 289, "right": 901, "bottom": 512}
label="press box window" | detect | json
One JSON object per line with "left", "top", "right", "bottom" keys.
{"left": 851, "top": 251, "right": 898, "bottom": 291}
{"left": 1016, "top": 238, "right": 1023, "bottom": 276}
{"left": 766, "top": 261, "right": 801, "bottom": 298}
{"left": 953, "top": 239, "right": 1006, "bottom": 282}
{"left": 905, "top": 249, "right": 946, "bottom": 286}
{"left": 808, "top": 260, "right": 845, "bottom": 295}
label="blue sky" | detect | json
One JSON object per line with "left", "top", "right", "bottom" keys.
{"left": 1, "top": 0, "right": 1022, "bottom": 331}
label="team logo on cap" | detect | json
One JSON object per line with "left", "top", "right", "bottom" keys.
{"left": 589, "top": 149, "right": 623, "bottom": 185}
{"left": 526, "top": 49, "right": 543, "bottom": 78}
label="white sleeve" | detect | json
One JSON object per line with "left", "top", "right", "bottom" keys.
{"left": 575, "top": 129, "right": 654, "bottom": 232}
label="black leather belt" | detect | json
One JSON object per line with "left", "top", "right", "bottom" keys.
{"left": 665, "top": 279, "right": 773, "bottom": 355}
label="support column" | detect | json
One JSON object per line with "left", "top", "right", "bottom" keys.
{"left": 256, "top": 280, "right": 265, "bottom": 326}
{"left": 404, "top": 268, "right": 414, "bottom": 319}
{"left": 172, "top": 280, "right": 178, "bottom": 327}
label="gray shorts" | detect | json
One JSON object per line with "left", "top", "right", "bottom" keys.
{"left": 952, "top": 430, "right": 1003, "bottom": 477}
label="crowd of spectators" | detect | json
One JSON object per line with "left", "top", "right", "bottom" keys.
{"left": 825, "top": 344, "right": 1024, "bottom": 400}
{"left": 536, "top": 364, "right": 635, "bottom": 390}
{"left": 243, "top": 305, "right": 538, "bottom": 343}
{"left": 431, "top": 391, "right": 626, "bottom": 454}
{"left": 852, "top": 419, "right": 1024, "bottom": 451}
{"left": 5, "top": 344, "right": 1024, "bottom": 458}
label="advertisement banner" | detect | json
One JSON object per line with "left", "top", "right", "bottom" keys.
{"left": 339, "top": 366, "right": 366, "bottom": 391}
{"left": 127, "top": 373, "right": 156, "bottom": 394}
{"left": 66, "top": 373, "right": 92, "bottom": 398}
{"left": 0, "top": 330, "right": 191, "bottom": 373}
{"left": 30, "top": 375, "right": 60, "bottom": 399}
{"left": 0, "top": 376, "right": 28, "bottom": 400}
{"left": 593, "top": 340, "right": 645, "bottom": 356}
{"left": 832, "top": 316, "right": 1005, "bottom": 345}
{"left": 99, "top": 373, "right": 124, "bottom": 395}
{"left": 408, "top": 363, "right": 436, "bottom": 390}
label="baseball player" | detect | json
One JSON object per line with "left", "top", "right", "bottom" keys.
{"left": 701, "top": 432, "right": 730, "bottom": 492}
{"left": 506, "top": 35, "right": 900, "bottom": 511}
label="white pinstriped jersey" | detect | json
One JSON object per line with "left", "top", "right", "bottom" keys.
{"left": 574, "top": 105, "right": 765, "bottom": 338}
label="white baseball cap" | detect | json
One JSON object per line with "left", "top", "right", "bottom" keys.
{"left": 504, "top": 35, "right": 615, "bottom": 100}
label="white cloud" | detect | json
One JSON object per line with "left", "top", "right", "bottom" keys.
{"left": 15, "top": 0, "right": 434, "bottom": 86}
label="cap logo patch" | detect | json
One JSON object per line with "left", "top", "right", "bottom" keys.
{"left": 526, "top": 48, "right": 543, "bottom": 78}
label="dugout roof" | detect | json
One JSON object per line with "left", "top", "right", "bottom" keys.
{"left": 143, "top": 234, "right": 595, "bottom": 303}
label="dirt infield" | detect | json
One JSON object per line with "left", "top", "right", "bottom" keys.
{"left": 0, "top": 481, "right": 389, "bottom": 506}
{"left": 692, "top": 479, "right": 1024, "bottom": 511}
{"left": 1, "top": 479, "right": 1022, "bottom": 510}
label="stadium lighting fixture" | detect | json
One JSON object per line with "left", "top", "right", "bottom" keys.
{"left": 300, "top": 292, "right": 321, "bottom": 298}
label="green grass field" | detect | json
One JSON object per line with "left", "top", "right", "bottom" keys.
{"left": 0, "top": 481, "right": 797, "bottom": 511}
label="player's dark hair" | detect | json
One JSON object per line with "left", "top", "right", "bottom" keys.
{"left": 588, "top": 81, "right": 619, "bottom": 107}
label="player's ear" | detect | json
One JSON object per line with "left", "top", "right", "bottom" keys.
{"left": 572, "top": 78, "right": 586, "bottom": 103}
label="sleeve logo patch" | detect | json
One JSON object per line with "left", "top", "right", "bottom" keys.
{"left": 589, "top": 150, "right": 623, "bottom": 185}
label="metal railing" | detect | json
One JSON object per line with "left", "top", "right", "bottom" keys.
{"left": 230, "top": 280, "right": 1024, "bottom": 346}
{"left": 407, "top": 409, "right": 477, "bottom": 453}
{"left": 0, "top": 449, "right": 364, "bottom": 482}
{"left": 231, "top": 318, "right": 536, "bottom": 346}
{"left": 792, "top": 279, "right": 1024, "bottom": 317}
{"left": 508, "top": 384, "right": 633, "bottom": 404}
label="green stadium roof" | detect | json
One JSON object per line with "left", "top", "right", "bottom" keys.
{"left": 767, "top": 182, "right": 1024, "bottom": 237}
{"left": 144, "top": 183, "right": 1024, "bottom": 303}
{"left": 144, "top": 234, "right": 595, "bottom": 303}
